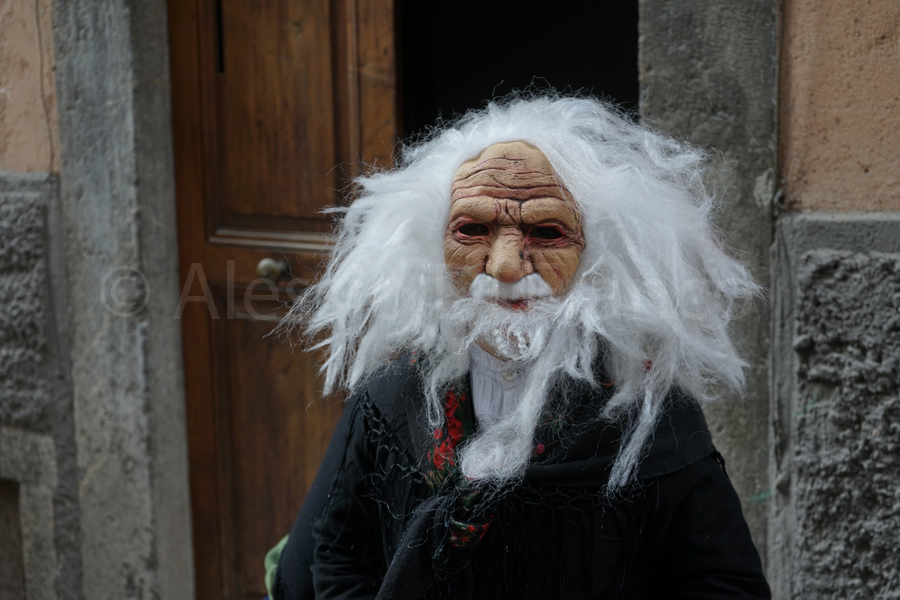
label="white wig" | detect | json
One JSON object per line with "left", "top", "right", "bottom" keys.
{"left": 282, "top": 94, "right": 759, "bottom": 491}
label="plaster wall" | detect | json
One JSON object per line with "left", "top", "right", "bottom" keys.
{"left": 639, "top": 0, "right": 778, "bottom": 565}
{"left": 780, "top": 0, "right": 900, "bottom": 211}
{"left": 0, "top": 0, "right": 59, "bottom": 172}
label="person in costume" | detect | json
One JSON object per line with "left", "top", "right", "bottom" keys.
{"left": 267, "top": 95, "right": 771, "bottom": 599}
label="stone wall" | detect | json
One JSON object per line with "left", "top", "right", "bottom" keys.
{"left": 0, "top": 425, "right": 59, "bottom": 600}
{"left": 0, "top": 174, "right": 52, "bottom": 431}
{"left": 772, "top": 1, "right": 900, "bottom": 597}
{"left": 0, "top": 3, "right": 84, "bottom": 597}
{"left": 0, "top": 172, "right": 81, "bottom": 600}
{"left": 0, "top": 0, "right": 193, "bottom": 598}
{"left": 771, "top": 214, "right": 900, "bottom": 598}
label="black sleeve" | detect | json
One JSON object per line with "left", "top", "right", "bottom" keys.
{"left": 645, "top": 456, "right": 772, "bottom": 599}
{"left": 273, "top": 395, "right": 359, "bottom": 600}
{"left": 310, "top": 396, "right": 385, "bottom": 600}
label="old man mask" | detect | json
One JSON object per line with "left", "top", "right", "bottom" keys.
{"left": 283, "top": 97, "right": 758, "bottom": 490}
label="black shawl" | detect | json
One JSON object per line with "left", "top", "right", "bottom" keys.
{"left": 273, "top": 358, "right": 770, "bottom": 599}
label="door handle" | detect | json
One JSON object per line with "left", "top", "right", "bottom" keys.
{"left": 256, "top": 258, "right": 288, "bottom": 282}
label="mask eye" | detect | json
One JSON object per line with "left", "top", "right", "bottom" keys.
{"left": 457, "top": 223, "right": 490, "bottom": 237}
{"left": 530, "top": 225, "right": 564, "bottom": 240}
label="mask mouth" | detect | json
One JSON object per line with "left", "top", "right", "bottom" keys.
{"left": 495, "top": 298, "right": 530, "bottom": 311}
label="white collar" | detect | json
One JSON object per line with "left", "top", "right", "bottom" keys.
{"left": 468, "top": 344, "right": 535, "bottom": 427}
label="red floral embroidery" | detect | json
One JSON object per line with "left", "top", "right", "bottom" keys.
{"left": 425, "top": 383, "right": 474, "bottom": 490}
{"left": 448, "top": 517, "right": 492, "bottom": 547}
{"left": 432, "top": 438, "right": 456, "bottom": 470}
{"left": 444, "top": 391, "right": 465, "bottom": 443}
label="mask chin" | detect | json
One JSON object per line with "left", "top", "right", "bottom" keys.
{"left": 448, "top": 295, "right": 561, "bottom": 362}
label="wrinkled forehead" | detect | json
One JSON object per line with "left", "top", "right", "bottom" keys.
{"left": 450, "top": 141, "right": 574, "bottom": 205}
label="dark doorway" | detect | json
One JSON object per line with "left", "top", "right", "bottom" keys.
{"left": 398, "top": 1, "right": 639, "bottom": 138}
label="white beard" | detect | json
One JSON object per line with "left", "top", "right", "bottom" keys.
{"left": 466, "top": 273, "right": 554, "bottom": 360}
{"left": 424, "top": 278, "right": 596, "bottom": 486}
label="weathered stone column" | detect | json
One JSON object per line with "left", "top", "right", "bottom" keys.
{"left": 51, "top": 0, "right": 194, "bottom": 598}
{"left": 639, "top": 0, "right": 779, "bottom": 564}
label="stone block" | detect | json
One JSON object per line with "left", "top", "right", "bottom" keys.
{"left": 0, "top": 172, "right": 54, "bottom": 432}
{"left": 0, "top": 425, "right": 58, "bottom": 600}
{"left": 771, "top": 213, "right": 900, "bottom": 599}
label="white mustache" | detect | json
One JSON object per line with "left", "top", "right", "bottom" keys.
{"left": 469, "top": 273, "right": 553, "bottom": 300}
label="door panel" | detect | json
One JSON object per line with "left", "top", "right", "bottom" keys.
{"left": 214, "top": 0, "right": 339, "bottom": 232}
{"left": 168, "top": 1, "right": 396, "bottom": 598}
{"left": 219, "top": 294, "right": 343, "bottom": 599}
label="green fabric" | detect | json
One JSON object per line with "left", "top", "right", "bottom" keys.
{"left": 264, "top": 534, "right": 290, "bottom": 599}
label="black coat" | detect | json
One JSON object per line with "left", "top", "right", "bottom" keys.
{"left": 273, "top": 358, "right": 771, "bottom": 600}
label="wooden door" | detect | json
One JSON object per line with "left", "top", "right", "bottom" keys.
{"left": 167, "top": 1, "right": 396, "bottom": 598}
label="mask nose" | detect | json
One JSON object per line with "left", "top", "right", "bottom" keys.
{"left": 485, "top": 230, "right": 531, "bottom": 284}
